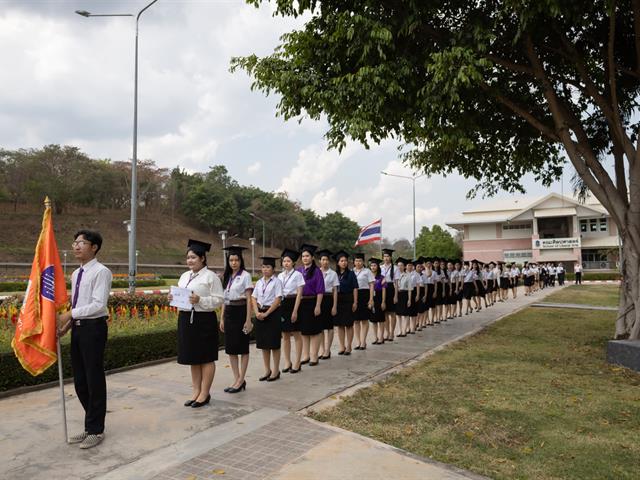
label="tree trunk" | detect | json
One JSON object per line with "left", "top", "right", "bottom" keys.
{"left": 616, "top": 238, "right": 640, "bottom": 340}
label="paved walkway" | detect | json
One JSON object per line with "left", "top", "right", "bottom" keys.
{"left": 0, "top": 286, "right": 562, "bottom": 480}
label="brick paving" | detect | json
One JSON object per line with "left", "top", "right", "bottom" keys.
{"left": 152, "top": 414, "right": 334, "bottom": 480}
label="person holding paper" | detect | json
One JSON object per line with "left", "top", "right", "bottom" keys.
{"left": 169, "top": 239, "right": 223, "bottom": 408}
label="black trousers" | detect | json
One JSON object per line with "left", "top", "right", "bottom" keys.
{"left": 71, "top": 317, "right": 108, "bottom": 434}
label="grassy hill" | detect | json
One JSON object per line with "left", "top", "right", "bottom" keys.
{"left": 0, "top": 202, "right": 278, "bottom": 270}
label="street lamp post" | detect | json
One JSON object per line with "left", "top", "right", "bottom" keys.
{"left": 249, "top": 237, "right": 256, "bottom": 275}
{"left": 250, "top": 213, "right": 266, "bottom": 257}
{"left": 76, "top": 0, "right": 159, "bottom": 294}
{"left": 380, "top": 171, "right": 426, "bottom": 259}
{"left": 218, "top": 230, "right": 228, "bottom": 267}
{"left": 63, "top": 251, "right": 68, "bottom": 276}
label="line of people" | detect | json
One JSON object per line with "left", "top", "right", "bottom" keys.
{"left": 172, "top": 239, "right": 543, "bottom": 408}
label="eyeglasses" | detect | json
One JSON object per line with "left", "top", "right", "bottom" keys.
{"left": 71, "top": 240, "right": 90, "bottom": 248}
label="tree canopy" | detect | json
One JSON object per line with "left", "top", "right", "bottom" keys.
{"left": 415, "top": 225, "right": 462, "bottom": 260}
{"left": 233, "top": 0, "right": 640, "bottom": 338}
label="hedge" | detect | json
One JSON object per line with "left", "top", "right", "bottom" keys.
{"left": 0, "top": 279, "right": 165, "bottom": 293}
{"left": 0, "top": 326, "right": 231, "bottom": 393}
{"left": 565, "top": 272, "right": 621, "bottom": 281}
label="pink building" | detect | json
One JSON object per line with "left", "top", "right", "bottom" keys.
{"left": 446, "top": 193, "right": 619, "bottom": 272}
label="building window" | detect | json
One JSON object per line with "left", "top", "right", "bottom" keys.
{"left": 599, "top": 218, "right": 607, "bottom": 232}
{"left": 502, "top": 223, "right": 532, "bottom": 230}
{"left": 580, "top": 217, "right": 608, "bottom": 233}
{"left": 504, "top": 250, "right": 533, "bottom": 259}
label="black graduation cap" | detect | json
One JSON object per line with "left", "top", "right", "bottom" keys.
{"left": 281, "top": 248, "right": 300, "bottom": 262}
{"left": 417, "top": 256, "right": 426, "bottom": 263}
{"left": 299, "top": 243, "right": 318, "bottom": 255}
{"left": 489, "top": 261, "right": 496, "bottom": 266}
{"left": 260, "top": 256, "right": 278, "bottom": 268}
{"left": 454, "top": 259, "right": 461, "bottom": 264}
{"left": 425, "top": 257, "right": 433, "bottom": 263}
{"left": 354, "top": 252, "right": 365, "bottom": 260}
{"left": 381, "top": 248, "right": 395, "bottom": 255}
{"left": 395, "top": 257, "right": 409, "bottom": 265}
{"left": 333, "top": 250, "right": 350, "bottom": 261}
{"left": 223, "top": 245, "right": 248, "bottom": 256}
{"left": 463, "top": 260, "right": 470, "bottom": 266}
{"left": 315, "top": 249, "right": 332, "bottom": 259}
{"left": 471, "top": 258, "right": 483, "bottom": 265}
{"left": 187, "top": 239, "right": 211, "bottom": 256}
{"left": 369, "top": 257, "right": 382, "bottom": 265}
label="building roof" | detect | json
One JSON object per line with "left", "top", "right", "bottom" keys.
{"left": 446, "top": 193, "right": 608, "bottom": 229}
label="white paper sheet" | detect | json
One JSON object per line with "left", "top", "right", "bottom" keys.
{"left": 169, "top": 286, "right": 192, "bottom": 310}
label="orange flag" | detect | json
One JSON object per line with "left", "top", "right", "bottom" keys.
{"left": 12, "top": 197, "right": 69, "bottom": 376}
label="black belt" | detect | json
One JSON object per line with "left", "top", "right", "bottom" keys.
{"left": 258, "top": 305, "right": 272, "bottom": 312}
{"left": 73, "top": 316, "right": 108, "bottom": 327}
{"left": 227, "top": 300, "right": 247, "bottom": 306}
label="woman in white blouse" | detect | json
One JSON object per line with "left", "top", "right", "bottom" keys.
{"left": 220, "top": 246, "right": 254, "bottom": 394}
{"left": 169, "top": 240, "right": 224, "bottom": 408}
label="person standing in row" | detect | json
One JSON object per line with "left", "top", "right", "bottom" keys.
{"left": 499, "top": 262, "right": 510, "bottom": 301}
{"left": 368, "top": 257, "right": 387, "bottom": 344}
{"left": 353, "top": 252, "right": 375, "bottom": 349}
{"left": 297, "top": 244, "right": 325, "bottom": 366}
{"left": 395, "top": 257, "right": 411, "bottom": 336}
{"left": 251, "top": 256, "right": 283, "bottom": 382}
{"left": 381, "top": 248, "right": 397, "bottom": 341}
{"left": 574, "top": 261, "right": 582, "bottom": 284}
{"left": 318, "top": 249, "right": 339, "bottom": 360}
{"left": 509, "top": 263, "right": 519, "bottom": 298}
{"left": 446, "top": 260, "right": 457, "bottom": 319}
{"left": 220, "top": 246, "right": 253, "bottom": 394}
{"left": 278, "top": 249, "right": 305, "bottom": 373}
{"left": 455, "top": 260, "right": 464, "bottom": 317}
{"left": 422, "top": 259, "right": 435, "bottom": 326}
{"left": 57, "top": 230, "right": 112, "bottom": 449}
{"left": 171, "top": 239, "right": 223, "bottom": 409}
{"left": 405, "top": 260, "right": 419, "bottom": 334}
{"left": 557, "top": 262, "right": 565, "bottom": 285}
{"left": 432, "top": 258, "right": 444, "bottom": 323}
{"left": 462, "top": 260, "right": 477, "bottom": 315}
{"left": 416, "top": 258, "right": 429, "bottom": 329}
{"left": 334, "top": 250, "right": 358, "bottom": 355}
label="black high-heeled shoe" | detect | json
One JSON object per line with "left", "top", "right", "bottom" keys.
{"left": 282, "top": 365, "right": 292, "bottom": 373}
{"left": 321, "top": 352, "right": 331, "bottom": 360}
{"left": 191, "top": 394, "right": 211, "bottom": 408}
{"left": 337, "top": 350, "right": 345, "bottom": 355}
{"left": 226, "top": 381, "right": 247, "bottom": 394}
{"left": 300, "top": 358, "right": 310, "bottom": 365}
{"left": 309, "top": 360, "right": 319, "bottom": 366}
{"left": 267, "top": 371, "right": 281, "bottom": 382}
{"left": 290, "top": 366, "right": 301, "bottom": 373}
{"left": 344, "top": 350, "right": 351, "bottom": 356}
{"left": 259, "top": 371, "right": 271, "bottom": 381}
{"left": 184, "top": 399, "right": 196, "bottom": 407}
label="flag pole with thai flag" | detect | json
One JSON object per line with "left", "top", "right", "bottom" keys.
{"left": 12, "top": 197, "right": 70, "bottom": 442}
{"left": 355, "top": 218, "right": 383, "bottom": 248}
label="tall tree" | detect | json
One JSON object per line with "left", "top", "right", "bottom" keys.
{"left": 415, "top": 225, "right": 462, "bottom": 260}
{"left": 233, "top": 0, "right": 640, "bottom": 339}
{"left": 317, "top": 211, "right": 361, "bottom": 252}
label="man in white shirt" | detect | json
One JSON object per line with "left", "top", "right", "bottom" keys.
{"left": 57, "top": 230, "right": 113, "bottom": 449}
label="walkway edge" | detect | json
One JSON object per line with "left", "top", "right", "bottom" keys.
{"left": 300, "top": 300, "right": 538, "bottom": 415}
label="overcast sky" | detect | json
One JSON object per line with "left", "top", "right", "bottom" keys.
{"left": 0, "top": 0, "right": 571, "bottom": 241}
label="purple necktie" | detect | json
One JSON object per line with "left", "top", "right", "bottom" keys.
{"left": 72, "top": 268, "right": 84, "bottom": 309}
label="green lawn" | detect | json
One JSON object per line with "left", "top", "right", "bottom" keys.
{"left": 312, "top": 307, "right": 640, "bottom": 480}
{"left": 541, "top": 284, "right": 619, "bottom": 308}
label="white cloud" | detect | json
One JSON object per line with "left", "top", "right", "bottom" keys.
{"left": 278, "top": 141, "right": 362, "bottom": 197}
{"left": 247, "top": 161, "right": 262, "bottom": 175}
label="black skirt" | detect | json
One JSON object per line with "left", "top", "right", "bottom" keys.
{"left": 254, "top": 306, "right": 282, "bottom": 350}
{"left": 448, "top": 284, "right": 457, "bottom": 305}
{"left": 320, "top": 294, "right": 334, "bottom": 330}
{"left": 385, "top": 283, "right": 396, "bottom": 313}
{"left": 463, "top": 282, "right": 475, "bottom": 300}
{"left": 299, "top": 296, "right": 323, "bottom": 335}
{"left": 425, "top": 283, "right": 435, "bottom": 309}
{"left": 370, "top": 289, "right": 385, "bottom": 323}
{"left": 408, "top": 288, "right": 418, "bottom": 317}
{"left": 280, "top": 296, "right": 300, "bottom": 332}
{"left": 477, "top": 282, "right": 486, "bottom": 296}
{"left": 435, "top": 282, "right": 444, "bottom": 305}
{"left": 457, "top": 284, "right": 464, "bottom": 301}
{"left": 334, "top": 293, "right": 355, "bottom": 327}
{"left": 224, "top": 304, "right": 250, "bottom": 355}
{"left": 396, "top": 290, "right": 410, "bottom": 316}
{"left": 512, "top": 277, "right": 520, "bottom": 287}
{"left": 417, "top": 288, "right": 428, "bottom": 313}
{"left": 500, "top": 277, "right": 510, "bottom": 290}
{"left": 355, "top": 289, "right": 372, "bottom": 321}
{"left": 177, "top": 310, "right": 219, "bottom": 365}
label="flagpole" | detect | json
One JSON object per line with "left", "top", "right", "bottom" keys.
{"left": 379, "top": 218, "right": 383, "bottom": 258}
{"left": 56, "top": 337, "right": 68, "bottom": 443}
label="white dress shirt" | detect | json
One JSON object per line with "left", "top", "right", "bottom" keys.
{"left": 223, "top": 270, "right": 253, "bottom": 303}
{"left": 397, "top": 272, "right": 412, "bottom": 291}
{"left": 321, "top": 268, "right": 340, "bottom": 293}
{"left": 252, "top": 276, "right": 283, "bottom": 307}
{"left": 177, "top": 268, "right": 224, "bottom": 312}
{"left": 381, "top": 264, "right": 400, "bottom": 283}
{"left": 354, "top": 267, "right": 375, "bottom": 289}
{"left": 278, "top": 269, "right": 305, "bottom": 296}
{"left": 70, "top": 258, "right": 112, "bottom": 320}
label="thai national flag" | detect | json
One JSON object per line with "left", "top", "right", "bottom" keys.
{"left": 355, "top": 219, "right": 382, "bottom": 246}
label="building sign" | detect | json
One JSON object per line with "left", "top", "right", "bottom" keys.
{"left": 532, "top": 237, "right": 581, "bottom": 249}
